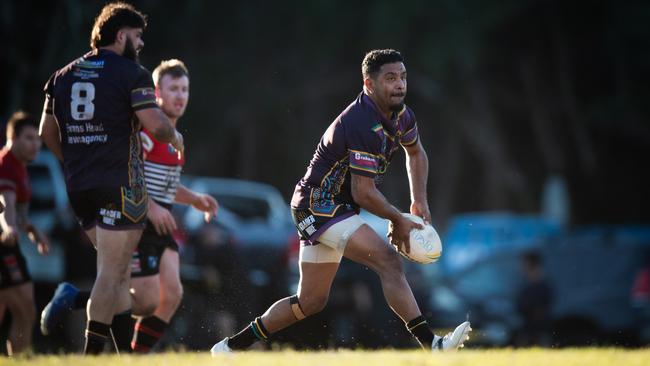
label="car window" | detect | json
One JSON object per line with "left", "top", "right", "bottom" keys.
{"left": 212, "top": 194, "right": 271, "bottom": 221}
{"left": 453, "top": 256, "right": 520, "bottom": 300}
{"left": 27, "top": 165, "right": 55, "bottom": 211}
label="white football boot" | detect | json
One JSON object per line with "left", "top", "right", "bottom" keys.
{"left": 210, "top": 337, "right": 233, "bottom": 355}
{"left": 432, "top": 321, "right": 472, "bottom": 351}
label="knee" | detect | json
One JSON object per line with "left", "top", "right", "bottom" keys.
{"left": 131, "top": 281, "right": 160, "bottom": 316}
{"left": 298, "top": 293, "right": 329, "bottom": 316}
{"left": 132, "top": 295, "right": 158, "bottom": 317}
{"left": 373, "top": 247, "right": 405, "bottom": 278}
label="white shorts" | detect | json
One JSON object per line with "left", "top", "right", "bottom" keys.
{"left": 299, "top": 214, "right": 365, "bottom": 263}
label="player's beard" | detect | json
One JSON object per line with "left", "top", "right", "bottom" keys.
{"left": 123, "top": 38, "right": 139, "bottom": 63}
{"left": 390, "top": 101, "right": 405, "bottom": 112}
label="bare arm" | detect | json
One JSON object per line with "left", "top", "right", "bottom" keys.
{"left": 351, "top": 174, "right": 421, "bottom": 253}
{"left": 175, "top": 184, "right": 218, "bottom": 222}
{"left": 39, "top": 111, "right": 63, "bottom": 161}
{"left": 0, "top": 191, "right": 19, "bottom": 245}
{"left": 403, "top": 140, "right": 431, "bottom": 223}
{"left": 135, "top": 108, "right": 184, "bottom": 152}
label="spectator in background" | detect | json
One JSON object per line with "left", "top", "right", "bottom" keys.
{"left": 515, "top": 251, "right": 553, "bottom": 347}
{"left": 0, "top": 111, "right": 50, "bottom": 355}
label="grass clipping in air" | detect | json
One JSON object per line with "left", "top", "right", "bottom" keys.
{"left": 4, "top": 348, "right": 649, "bottom": 366}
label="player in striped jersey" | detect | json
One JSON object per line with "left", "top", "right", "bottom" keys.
{"left": 129, "top": 59, "right": 218, "bottom": 352}
{"left": 40, "top": 59, "right": 218, "bottom": 352}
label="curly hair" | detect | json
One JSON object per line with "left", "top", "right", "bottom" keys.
{"left": 361, "top": 49, "right": 404, "bottom": 79}
{"left": 90, "top": 2, "right": 147, "bottom": 49}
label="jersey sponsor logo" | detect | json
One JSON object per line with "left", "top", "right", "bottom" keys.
{"left": 73, "top": 69, "right": 99, "bottom": 79}
{"left": 67, "top": 134, "right": 108, "bottom": 145}
{"left": 77, "top": 60, "right": 105, "bottom": 69}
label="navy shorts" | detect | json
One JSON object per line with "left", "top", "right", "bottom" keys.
{"left": 68, "top": 186, "right": 147, "bottom": 231}
{"left": 0, "top": 243, "right": 31, "bottom": 289}
{"left": 130, "top": 219, "right": 178, "bottom": 277}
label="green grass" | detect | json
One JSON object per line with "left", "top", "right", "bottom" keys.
{"left": 4, "top": 349, "right": 650, "bottom": 366}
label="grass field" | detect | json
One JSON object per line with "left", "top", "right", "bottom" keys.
{"left": 4, "top": 349, "right": 649, "bottom": 366}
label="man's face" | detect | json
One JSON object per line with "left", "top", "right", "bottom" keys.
{"left": 121, "top": 27, "right": 144, "bottom": 62}
{"left": 13, "top": 126, "right": 41, "bottom": 162}
{"left": 156, "top": 74, "right": 190, "bottom": 119}
{"left": 368, "top": 62, "right": 407, "bottom": 112}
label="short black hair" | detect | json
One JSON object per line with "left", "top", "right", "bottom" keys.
{"left": 362, "top": 49, "right": 404, "bottom": 79}
{"left": 90, "top": 2, "right": 147, "bottom": 49}
{"left": 153, "top": 59, "right": 190, "bottom": 87}
{"left": 6, "top": 111, "right": 38, "bottom": 140}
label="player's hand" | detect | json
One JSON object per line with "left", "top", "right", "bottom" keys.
{"left": 147, "top": 200, "right": 177, "bottom": 235}
{"left": 1, "top": 226, "right": 19, "bottom": 246}
{"left": 171, "top": 130, "right": 184, "bottom": 154}
{"left": 26, "top": 226, "right": 50, "bottom": 255}
{"left": 192, "top": 193, "right": 219, "bottom": 223}
{"left": 410, "top": 201, "right": 432, "bottom": 224}
{"left": 388, "top": 215, "right": 422, "bottom": 254}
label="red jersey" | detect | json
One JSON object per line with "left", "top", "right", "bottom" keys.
{"left": 140, "top": 129, "right": 185, "bottom": 205}
{"left": 0, "top": 147, "right": 31, "bottom": 203}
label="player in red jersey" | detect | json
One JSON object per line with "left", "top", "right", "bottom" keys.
{"left": 0, "top": 111, "right": 50, "bottom": 355}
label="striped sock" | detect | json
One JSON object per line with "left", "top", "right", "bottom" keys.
{"left": 406, "top": 315, "right": 434, "bottom": 349}
{"left": 228, "top": 317, "right": 270, "bottom": 350}
{"left": 131, "top": 316, "right": 167, "bottom": 353}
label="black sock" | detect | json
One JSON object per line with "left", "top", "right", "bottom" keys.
{"left": 111, "top": 310, "right": 135, "bottom": 353}
{"left": 75, "top": 291, "right": 91, "bottom": 309}
{"left": 406, "top": 315, "right": 435, "bottom": 349}
{"left": 228, "top": 316, "right": 270, "bottom": 350}
{"left": 132, "top": 316, "right": 168, "bottom": 353}
{"left": 85, "top": 320, "right": 111, "bottom": 355}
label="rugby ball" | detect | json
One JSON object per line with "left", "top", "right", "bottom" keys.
{"left": 389, "top": 213, "right": 442, "bottom": 264}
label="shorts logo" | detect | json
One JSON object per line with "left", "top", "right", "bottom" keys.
{"left": 147, "top": 256, "right": 158, "bottom": 270}
{"left": 100, "top": 208, "right": 122, "bottom": 226}
{"left": 298, "top": 215, "right": 317, "bottom": 236}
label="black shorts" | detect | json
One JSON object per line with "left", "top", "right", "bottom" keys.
{"left": 68, "top": 186, "right": 147, "bottom": 231}
{"left": 0, "top": 244, "right": 31, "bottom": 289}
{"left": 130, "top": 220, "right": 179, "bottom": 278}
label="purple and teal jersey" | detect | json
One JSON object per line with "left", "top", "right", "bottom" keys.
{"left": 44, "top": 49, "right": 158, "bottom": 192}
{"left": 290, "top": 92, "right": 419, "bottom": 243}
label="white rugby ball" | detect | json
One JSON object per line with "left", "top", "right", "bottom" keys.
{"left": 389, "top": 213, "right": 442, "bottom": 264}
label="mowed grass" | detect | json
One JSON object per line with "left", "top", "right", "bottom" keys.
{"left": 4, "top": 348, "right": 649, "bottom": 366}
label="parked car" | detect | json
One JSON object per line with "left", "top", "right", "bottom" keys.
{"left": 171, "top": 176, "right": 297, "bottom": 349}
{"left": 428, "top": 225, "right": 650, "bottom": 346}
{"left": 23, "top": 149, "right": 77, "bottom": 282}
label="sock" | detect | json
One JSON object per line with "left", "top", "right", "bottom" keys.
{"left": 75, "top": 291, "right": 91, "bottom": 309}
{"left": 84, "top": 320, "right": 111, "bottom": 355}
{"left": 227, "top": 316, "right": 270, "bottom": 350}
{"left": 111, "top": 310, "right": 135, "bottom": 353}
{"left": 406, "top": 315, "right": 435, "bottom": 349}
{"left": 131, "top": 316, "right": 168, "bottom": 353}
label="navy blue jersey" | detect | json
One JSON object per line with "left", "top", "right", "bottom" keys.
{"left": 290, "top": 92, "right": 419, "bottom": 215}
{"left": 44, "top": 49, "right": 158, "bottom": 192}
